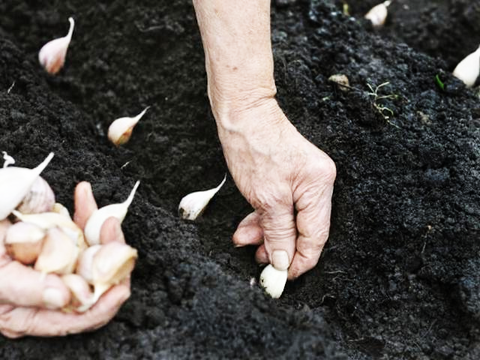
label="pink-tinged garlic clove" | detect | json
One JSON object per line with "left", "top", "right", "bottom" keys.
{"left": 108, "top": 107, "right": 150, "bottom": 147}
{"left": 76, "top": 244, "right": 102, "bottom": 284}
{"left": 5, "top": 222, "right": 46, "bottom": 265}
{"left": 34, "top": 228, "right": 79, "bottom": 275}
{"left": 39, "top": 17, "right": 75, "bottom": 75}
{"left": 62, "top": 274, "right": 94, "bottom": 312}
{"left": 17, "top": 176, "right": 55, "bottom": 215}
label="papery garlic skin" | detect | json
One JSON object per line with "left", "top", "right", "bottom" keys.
{"left": 453, "top": 46, "right": 480, "bottom": 88}
{"left": 84, "top": 181, "right": 140, "bottom": 246}
{"left": 17, "top": 176, "right": 55, "bottom": 215}
{"left": 5, "top": 222, "right": 46, "bottom": 265}
{"left": 178, "top": 175, "right": 226, "bottom": 220}
{"left": 76, "top": 244, "right": 102, "bottom": 284}
{"left": 365, "top": 1, "right": 391, "bottom": 28}
{"left": 53, "top": 203, "right": 72, "bottom": 219}
{"left": 62, "top": 274, "right": 94, "bottom": 313}
{"left": 259, "top": 264, "right": 288, "bottom": 299}
{"left": 39, "top": 17, "right": 75, "bottom": 75}
{"left": 108, "top": 107, "right": 150, "bottom": 147}
{"left": 0, "top": 152, "right": 54, "bottom": 221}
{"left": 34, "top": 228, "right": 79, "bottom": 275}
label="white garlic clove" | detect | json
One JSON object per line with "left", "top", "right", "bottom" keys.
{"left": 453, "top": 46, "right": 480, "bottom": 88}
{"left": 178, "top": 175, "right": 226, "bottom": 220}
{"left": 76, "top": 244, "right": 102, "bottom": 284}
{"left": 34, "top": 228, "right": 79, "bottom": 275}
{"left": 364, "top": 0, "right": 391, "bottom": 28}
{"left": 108, "top": 107, "right": 150, "bottom": 147}
{"left": 17, "top": 176, "right": 55, "bottom": 215}
{"left": 62, "top": 274, "right": 94, "bottom": 313}
{"left": 5, "top": 222, "right": 46, "bottom": 265}
{"left": 84, "top": 181, "right": 140, "bottom": 246}
{"left": 39, "top": 17, "right": 75, "bottom": 75}
{"left": 52, "top": 203, "right": 72, "bottom": 219}
{"left": 259, "top": 264, "right": 288, "bottom": 299}
{"left": 0, "top": 152, "right": 54, "bottom": 221}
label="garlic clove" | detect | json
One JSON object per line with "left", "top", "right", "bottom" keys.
{"left": 76, "top": 244, "right": 102, "bottom": 284}
{"left": 453, "top": 46, "right": 480, "bottom": 88}
{"left": 84, "top": 181, "right": 140, "bottom": 246}
{"left": 259, "top": 264, "right": 288, "bottom": 299}
{"left": 108, "top": 106, "right": 150, "bottom": 147}
{"left": 0, "top": 152, "right": 54, "bottom": 221}
{"left": 62, "top": 274, "right": 94, "bottom": 312}
{"left": 5, "top": 222, "right": 46, "bottom": 265}
{"left": 178, "top": 175, "right": 226, "bottom": 220}
{"left": 52, "top": 203, "right": 72, "bottom": 219}
{"left": 2, "top": 152, "right": 15, "bottom": 168}
{"left": 17, "top": 176, "right": 55, "bottom": 215}
{"left": 38, "top": 17, "right": 75, "bottom": 75}
{"left": 328, "top": 74, "right": 351, "bottom": 91}
{"left": 364, "top": 0, "right": 391, "bottom": 28}
{"left": 34, "top": 228, "right": 79, "bottom": 275}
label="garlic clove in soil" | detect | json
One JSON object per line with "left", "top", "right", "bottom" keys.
{"left": 178, "top": 175, "right": 227, "bottom": 220}
{"left": 259, "top": 264, "right": 288, "bottom": 299}
{"left": 34, "top": 228, "right": 79, "bottom": 275}
{"left": 5, "top": 222, "right": 46, "bottom": 265}
{"left": 84, "top": 181, "right": 140, "bottom": 246}
{"left": 364, "top": 0, "right": 392, "bottom": 28}
{"left": 0, "top": 152, "right": 54, "bottom": 221}
{"left": 2, "top": 151, "right": 15, "bottom": 168}
{"left": 76, "top": 244, "right": 102, "bottom": 284}
{"left": 62, "top": 274, "right": 94, "bottom": 313}
{"left": 17, "top": 176, "right": 55, "bottom": 215}
{"left": 453, "top": 46, "right": 480, "bottom": 88}
{"left": 39, "top": 17, "right": 75, "bottom": 75}
{"left": 52, "top": 203, "right": 72, "bottom": 219}
{"left": 108, "top": 106, "right": 150, "bottom": 147}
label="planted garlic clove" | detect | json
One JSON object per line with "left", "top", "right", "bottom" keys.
{"left": 39, "top": 17, "right": 75, "bottom": 75}
{"left": 108, "top": 107, "right": 150, "bottom": 147}
{"left": 76, "top": 244, "right": 102, "bottom": 284}
{"left": 84, "top": 181, "right": 140, "bottom": 246}
{"left": 365, "top": 0, "right": 391, "bottom": 28}
{"left": 5, "top": 222, "right": 46, "bottom": 265}
{"left": 52, "top": 203, "right": 72, "bottom": 219}
{"left": 62, "top": 274, "right": 94, "bottom": 312}
{"left": 0, "top": 152, "right": 54, "bottom": 221}
{"left": 17, "top": 176, "right": 55, "bottom": 214}
{"left": 453, "top": 46, "right": 480, "bottom": 88}
{"left": 259, "top": 264, "right": 288, "bottom": 299}
{"left": 178, "top": 175, "right": 226, "bottom": 220}
{"left": 34, "top": 228, "right": 79, "bottom": 275}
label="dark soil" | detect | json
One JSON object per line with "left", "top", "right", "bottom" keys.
{"left": 0, "top": 0, "right": 479, "bottom": 358}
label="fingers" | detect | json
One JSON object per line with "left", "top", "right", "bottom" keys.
{"left": 232, "top": 211, "right": 263, "bottom": 247}
{"left": 0, "top": 220, "right": 12, "bottom": 266}
{"left": 100, "top": 217, "right": 125, "bottom": 245}
{"left": 74, "top": 182, "right": 98, "bottom": 230}
{"left": 255, "top": 244, "right": 268, "bottom": 264}
{"left": 0, "top": 261, "right": 70, "bottom": 309}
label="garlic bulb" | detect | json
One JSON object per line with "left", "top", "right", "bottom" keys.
{"left": 17, "top": 176, "right": 55, "bottom": 214}
{"left": 39, "top": 17, "right": 75, "bottom": 75}
{"left": 84, "top": 181, "right": 140, "bottom": 246}
{"left": 52, "top": 203, "right": 72, "bottom": 219}
{"left": 62, "top": 274, "right": 93, "bottom": 313}
{"left": 453, "top": 46, "right": 480, "bottom": 88}
{"left": 365, "top": 0, "right": 391, "bottom": 28}
{"left": 108, "top": 106, "right": 150, "bottom": 147}
{"left": 0, "top": 152, "right": 54, "bottom": 221}
{"left": 5, "top": 222, "right": 46, "bottom": 265}
{"left": 34, "top": 228, "right": 79, "bottom": 275}
{"left": 178, "top": 175, "right": 226, "bottom": 220}
{"left": 259, "top": 264, "right": 288, "bottom": 299}
{"left": 76, "top": 244, "right": 102, "bottom": 283}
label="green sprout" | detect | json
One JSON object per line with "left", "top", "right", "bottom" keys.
{"left": 435, "top": 74, "right": 445, "bottom": 91}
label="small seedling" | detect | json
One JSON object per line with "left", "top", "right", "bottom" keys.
{"left": 366, "top": 82, "right": 400, "bottom": 128}
{"left": 435, "top": 74, "right": 445, "bottom": 91}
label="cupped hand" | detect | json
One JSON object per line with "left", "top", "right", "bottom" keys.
{"left": 0, "top": 182, "right": 130, "bottom": 338}
{"left": 218, "top": 99, "right": 336, "bottom": 280}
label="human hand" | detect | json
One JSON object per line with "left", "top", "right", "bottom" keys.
{"left": 0, "top": 182, "right": 131, "bottom": 338}
{"left": 217, "top": 99, "right": 336, "bottom": 280}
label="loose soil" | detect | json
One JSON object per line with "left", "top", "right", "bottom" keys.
{"left": 0, "top": 0, "right": 479, "bottom": 359}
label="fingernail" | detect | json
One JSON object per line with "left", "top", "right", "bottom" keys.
{"left": 272, "top": 250, "right": 290, "bottom": 271}
{"left": 43, "top": 288, "right": 66, "bottom": 309}
{"left": 234, "top": 244, "right": 246, "bottom": 248}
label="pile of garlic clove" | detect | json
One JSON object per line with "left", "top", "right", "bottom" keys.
{"left": 0, "top": 153, "right": 139, "bottom": 313}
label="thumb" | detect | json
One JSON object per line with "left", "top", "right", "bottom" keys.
{"left": 260, "top": 202, "right": 296, "bottom": 271}
{"left": 0, "top": 262, "right": 71, "bottom": 309}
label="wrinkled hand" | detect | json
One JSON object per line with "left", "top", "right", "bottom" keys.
{"left": 219, "top": 99, "right": 336, "bottom": 279}
{"left": 0, "top": 182, "right": 131, "bottom": 338}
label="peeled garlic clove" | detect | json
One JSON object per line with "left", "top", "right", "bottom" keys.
{"left": 5, "top": 222, "right": 46, "bottom": 265}
{"left": 76, "top": 244, "right": 102, "bottom": 284}
{"left": 34, "top": 228, "right": 79, "bottom": 275}
{"left": 62, "top": 274, "right": 93, "bottom": 312}
{"left": 453, "top": 46, "right": 480, "bottom": 88}
{"left": 108, "top": 107, "right": 150, "bottom": 147}
{"left": 17, "top": 176, "right": 55, "bottom": 215}
{"left": 178, "top": 175, "right": 226, "bottom": 220}
{"left": 259, "top": 264, "right": 288, "bottom": 299}
{"left": 0, "top": 153, "right": 54, "bottom": 221}
{"left": 39, "top": 17, "right": 75, "bottom": 75}
{"left": 52, "top": 203, "right": 72, "bottom": 219}
{"left": 84, "top": 181, "right": 140, "bottom": 246}
{"left": 365, "top": 0, "right": 391, "bottom": 28}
